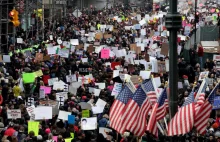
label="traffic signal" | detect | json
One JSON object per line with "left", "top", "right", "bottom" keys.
{"left": 9, "top": 9, "right": 20, "bottom": 27}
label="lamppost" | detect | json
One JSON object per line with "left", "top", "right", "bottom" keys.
{"left": 194, "top": 0, "right": 197, "bottom": 50}
{"left": 165, "top": 0, "right": 182, "bottom": 140}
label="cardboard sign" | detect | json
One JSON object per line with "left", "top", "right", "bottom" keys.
{"left": 87, "top": 45, "right": 95, "bottom": 53}
{"left": 95, "top": 33, "right": 103, "bottom": 40}
{"left": 104, "top": 34, "right": 112, "bottom": 39}
{"left": 161, "top": 43, "right": 169, "bottom": 56}
{"left": 43, "top": 55, "right": 50, "bottom": 61}
{"left": 7, "top": 109, "right": 21, "bottom": 119}
{"left": 76, "top": 44, "right": 84, "bottom": 49}
{"left": 130, "top": 75, "right": 139, "bottom": 85}
{"left": 35, "top": 53, "right": 43, "bottom": 61}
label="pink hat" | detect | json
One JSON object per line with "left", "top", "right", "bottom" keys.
{"left": 82, "top": 96, "right": 87, "bottom": 100}
{"left": 45, "top": 128, "right": 51, "bottom": 134}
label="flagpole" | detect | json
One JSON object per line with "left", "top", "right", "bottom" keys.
{"left": 151, "top": 75, "right": 166, "bottom": 135}
{"left": 207, "top": 82, "right": 219, "bottom": 98}
{"left": 195, "top": 76, "right": 207, "bottom": 101}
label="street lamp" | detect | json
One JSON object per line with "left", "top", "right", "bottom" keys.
{"left": 194, "top": 0, "right": 197, "bottom": 50}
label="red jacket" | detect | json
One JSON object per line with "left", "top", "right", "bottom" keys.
{"left": 198, "top": 46, "right": 204, "bottom": 57}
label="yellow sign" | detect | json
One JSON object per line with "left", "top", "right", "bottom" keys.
{"left": 28, "top": 121, "right": 39, "bottom": 136}
{"left": 35, "top": 70, "right": 43, "bottom": 77}
{"left": 82, "top": 110, "right": 90, "bottom": 118}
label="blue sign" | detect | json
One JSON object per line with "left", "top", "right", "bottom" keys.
{"left": 213, "top": 96, "right": 220, "bottom": 110}
{"left": 68, "top": 115, "right": 75, "bottom": 124}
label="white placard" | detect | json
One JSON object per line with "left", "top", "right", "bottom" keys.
{"left": 81, "top": 117, "right": 97, "bottom": 130}
{"left": 34, "top": 106, "right": 52, "bottom": 120}
{"left": 140, "top": 71, "right": 151, "bottom": 79}
{"left": 94, "top": 88, "right": 101, "bottom": 96}
{"left": 70, "top": 39, "right": 79, "bottom": 45}
{"left": 58, "top": 110, "right": 71, "bottom": 120}
{"left": 7, "top": 109, "right": 21, "bottom": 119}
{"left": 17, "top": 38, "right": 23, "bottom": 44}
{"left": 95, "top": 83, "right": 105, "bottom": 89}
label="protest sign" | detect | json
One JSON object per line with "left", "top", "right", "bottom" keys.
{"left": 199, "top": 71, "right": 209, "bottom": 81}
{"left": 111, "top": 83, "right": 122, "bottom": 96}
{"left": 7, "top": 109, "right": 21, "bottom": 119}
{"left": 213, "top": 96, "right": 220, "bottom": 110}
{"left": 99, "top": 127, "right": 112, "bottom": 138}
{"left": 39, "top": 88, "right": 45, "bottom": 99}
{"left": 34, "top": 106, "right": 52, "bottom": 120}
{"left": 68, "top": 115, "right": 75, "bottom": 124}
{"left": 34, "top": 70, "right": 43, "bottom": 77}
{"left": 213, "top": 55, "right": 220, "bottom": 61}
{"left": 81, "top": 117, "right": 97, "bottom": 130}
{"left": 161, "top": 43, "right": 169, "bottom": 56}
{"left": 157, "top": 61, "right": 166, "bottom": 73}
{"left": 40, "top": 86, "right": 51, "bottom": 94}
{"left": 35, "top": 53, "right": 43, "bottom": 61}
{"left": 82, "top": 110, "right": 90, "bottom": 118}
{"left": 58, "top": 111, "right": 71, "bottom": 120}
{"left": 28, "top": 121, "right": 39, "bottom": 136}
{"left": 3, "top": 55, "right": 11, "bottom": 62}
{"left": 79, "top": 102, "right": 92, "bottom": 110}
{"left": 22, "top": 73, "right": 36, "bottom": 84}
{"left": 101, "top": 49, "right": 110, "bottom": 58}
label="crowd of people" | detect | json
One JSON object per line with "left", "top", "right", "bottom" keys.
{"left": 0, "top": 1, "right": 220, "bottom": 142}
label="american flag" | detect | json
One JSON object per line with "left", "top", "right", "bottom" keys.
{"left": 167, "top": 90, "right": 195, "bottom": 136}
{"left": 146, "top": 88, "right": 168, "bottom": 137}
{"left": 109, "top": 84, "right": 133, "bottom": 133}
{"left": 156, "top": 88, "right": 168, "bottom": 120}
{"left": 121, "top": 79, "right": 154, "bottom": 137}
{"left": 194, "top": 83, "right": 218, "bottom": 134}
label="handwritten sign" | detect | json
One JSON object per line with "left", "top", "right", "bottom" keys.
{"left": 101, "top": 49, "right": 110, "bottom": 59}
{"left": 7, "top": 109, "right": 21, "bottom": 119}
{"left": 111, "top": 83, "right": 122, "bottom": 96}
{"left": 213, "top": 55, "right": 220, "bottom": 61}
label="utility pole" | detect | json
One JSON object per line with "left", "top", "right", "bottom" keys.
{"left": 36, "top": 0, "right": 39, "bottom": 40}
{"left": 194, "top": 0, "right": 197, "bottom": 49}
{"left": 42, "top": 0, "right": 44, "bottom": 40}
{"left": 165, "top": 0, "right": 181, "bottom": 140}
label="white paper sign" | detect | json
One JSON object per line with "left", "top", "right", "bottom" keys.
{"left": 94, "top": 88, "right": 101, "bottom": 96}
{"left": 70, "top": 39, "right": 79, "bottom": 45}
{"left": 17, "top": 38, "right": 23, "bottom": 43}
{"left": 3, "top": 55, "right": 11, "bottom": 62}
{"left": 81, "top": 117, "right": 97, "bottom": 130}
{"left": 34, "top": 106, "right": 52, "bottom": 120}
{"left": 95, "top": 83, "right": 106, "bottom": 89}
{"left": 140, "top": 71, "right": 151, "bottom": 79}
{"left": 58, "top": 111, "right": 72, "bottom": 120}
{"left": 7, "top": 109, "right": 21, "bottom": 119}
